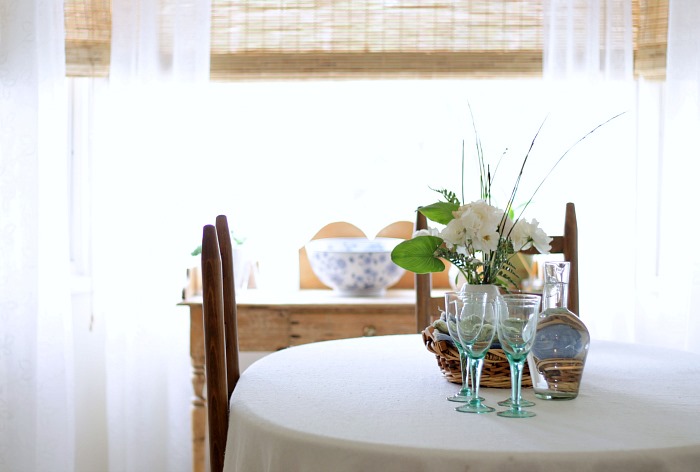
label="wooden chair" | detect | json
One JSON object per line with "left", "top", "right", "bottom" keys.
{"left": 415, "top": 202, "right": 579, "bottom": 332}
{"left": 201, "top": 215, "right": 241, "bottom": 472}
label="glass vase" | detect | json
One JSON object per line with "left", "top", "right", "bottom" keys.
{"left": 527, "top": 261, "right": 589, "bottom": 400}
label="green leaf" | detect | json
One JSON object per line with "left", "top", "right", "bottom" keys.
{"left": 419, "top": 202, "right": 459, "bottom": 225}
{"left": 432, "top": 188, "right": 460, "bottom": 205}
{"left": 391, "top": 236, "right": 446, "bottom": 273}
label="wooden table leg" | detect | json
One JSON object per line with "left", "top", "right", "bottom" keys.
{"left": 189, "top": 305, "right": 206, "bottom": 472}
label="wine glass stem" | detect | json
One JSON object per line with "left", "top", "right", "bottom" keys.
{"left": 510, "top": 359, "right": 525, "bottom": 410}
{"left": 470, "top": 356, "right": 483, "bottom": 403}
{"left": 459, "top": 349, "right": 470, "bottom": 395}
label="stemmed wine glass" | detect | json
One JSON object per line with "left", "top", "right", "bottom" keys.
{"left": 444, "top": 291, "right": 480, "bottom": 403}
{"left": 496, "top": 294, "right": 541, "bottom": 418}
{"left": 497, "top": 294, "right": 540, "bottom": 409}
{"left": 454, "top": 294, "right": 496, "bottom": 414}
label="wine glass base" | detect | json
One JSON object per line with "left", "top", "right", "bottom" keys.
{"left": 455, "top": 403, "right": 495, "bottom": 414}
{"left": 498, "top": 398, "right": 535, "bottom": 407}
{"left": 447, "top": 394, "right": 470, "bottom": 403}
{"left": 447, "top": 394, "right": 484, "bottom": 403}
{"left": 497, "top": 409, "right": 536, "bottom": 418}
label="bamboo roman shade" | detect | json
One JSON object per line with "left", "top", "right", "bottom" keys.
{"left": 210, "top": 0, "right": 544, "bottom": 80}
{"left": 64, "top": 0, "right": 668, "bottom": 80}
{"left": 633, "top": 0, "right": 668, "bottom": 80}
{"left": 65, "top": 0, "right": 111, "bottom": 77}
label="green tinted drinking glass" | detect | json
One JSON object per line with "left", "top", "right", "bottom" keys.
{"left": 496, "top": 294, "right": 541, "bottom": 418}
{"left": 454, "top": 295, "right": 496, "bottom": 414}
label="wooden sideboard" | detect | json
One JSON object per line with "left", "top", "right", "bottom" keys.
{"left": 178, "top": 289, "right": 417, "bottom": 472}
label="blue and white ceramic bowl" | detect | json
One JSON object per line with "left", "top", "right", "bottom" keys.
{"left": 305, "top": 237, "right": 406, "bottom": 297}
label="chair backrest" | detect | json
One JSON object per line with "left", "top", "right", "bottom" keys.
{"left": 415, "top": 202, "right": 579, "bottom": 332}
{"left": 201, "top": 215, "right": 241, "bottom": 472}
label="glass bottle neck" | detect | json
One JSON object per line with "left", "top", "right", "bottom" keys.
{"left": 543, "top": 282, "right": 569, "bottom": 310}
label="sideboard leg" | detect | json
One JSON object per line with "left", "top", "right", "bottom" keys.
{"left": 190, "top": 306, "right": 206, "bottom": 472}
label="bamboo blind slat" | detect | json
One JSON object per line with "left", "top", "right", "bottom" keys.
{"left": 64, "top": 0, "right": 111, "bottom": 77}
{"left": 63, "top": 0, "right": 667, "bottom": 81}
{"left": 209, "top": 51, "right": 543, "bottom": 80}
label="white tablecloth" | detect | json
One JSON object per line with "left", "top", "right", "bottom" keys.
{"left": 224, "top": 334, "right": 700, "bottom": 472}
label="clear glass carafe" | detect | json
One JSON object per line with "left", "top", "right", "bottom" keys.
{"left": 527, "top": 261, "right": 589, "bottom": 400}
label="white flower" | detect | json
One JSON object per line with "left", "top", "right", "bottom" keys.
{"left": 455, "top": 200, "right": 503, "bottom": 233}
{"left": 457, "top": 200, "right": 504, "bottom": 252}
{"left": 440, "top": 218, "right": 468, "bottom": 248}
{"left": 439, "top": 200, "right": 510, "bottom": 254}
{"left": 413, "top": 227, "right": 440, "bottom": 238}
{"left": 528, "top": 219, "right": 552, "bottom": 254}
{"left": 510, "top": 219, "right": 552, "bottom": 254}
{"left": 510, "top": 219, "right": 532, "bottom": 251}
{"left": 473, "top": 227, "right": 500, "bottom": 252}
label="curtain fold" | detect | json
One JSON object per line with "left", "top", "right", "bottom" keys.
{"left": 0, "top": 0, "right": 75, "bottom": 470}
{"left": 91, "top": 1, "right": 211, "bottom": 470}
{"left": 541, "top": 0, "right": 638, "bottom": 343}
{"left": 544, "top": 0, "right": 633, "bottom": 80}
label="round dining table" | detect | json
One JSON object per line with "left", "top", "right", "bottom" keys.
{"left": 224, "top": 334, "right": 700, "bottom": 472}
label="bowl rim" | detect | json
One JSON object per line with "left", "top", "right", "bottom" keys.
{"left": 305, "top": 236, "right": 404, "bottom": 254}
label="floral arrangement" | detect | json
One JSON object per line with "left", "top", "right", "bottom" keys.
{"left": 391, "top": 111, "right": 623, "bottom": 289}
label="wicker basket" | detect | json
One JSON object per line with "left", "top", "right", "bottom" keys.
{"left": 422, "top": 325, "right": 532, "bottom": 388}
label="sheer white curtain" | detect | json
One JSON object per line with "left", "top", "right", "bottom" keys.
{"left": 544, "top": 0, "right": 633, "bottom": 80}
{"left": 0, "top": 0, "right": 76, "bottom": 470}
{"left": 541, "top": 0, "right": 638, "bottom": 343}
{"left": 543, "top": 0, "right": 700, "bottom": 353}
{"left": 91, "top": 1, "right": 211, "bottom": 470}
{"left": 629, "top": 0, "right": 700, "bottom": 353}
{"left": 653, "top": 0, "right": 700, "bottom": 353}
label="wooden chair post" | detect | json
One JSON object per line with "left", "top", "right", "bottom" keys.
{"left": 201, "top": 224, "right": 229, "bottom": 472}
{"left": 215, "top": 215, "right": 241, "bottom": 396}
{"left": 563, "top": 202, "right": 579, "bottom": 316}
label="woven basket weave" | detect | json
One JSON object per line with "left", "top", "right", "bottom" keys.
{"left": 422, "top": 325, "right": 532, "bottom": 388}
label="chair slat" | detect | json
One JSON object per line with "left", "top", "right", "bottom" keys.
{"left": 202, "top": 224, "right": 229, "bottom": 472}
{"left": 216, "top": 215, "right": 241, "bottom": 397}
